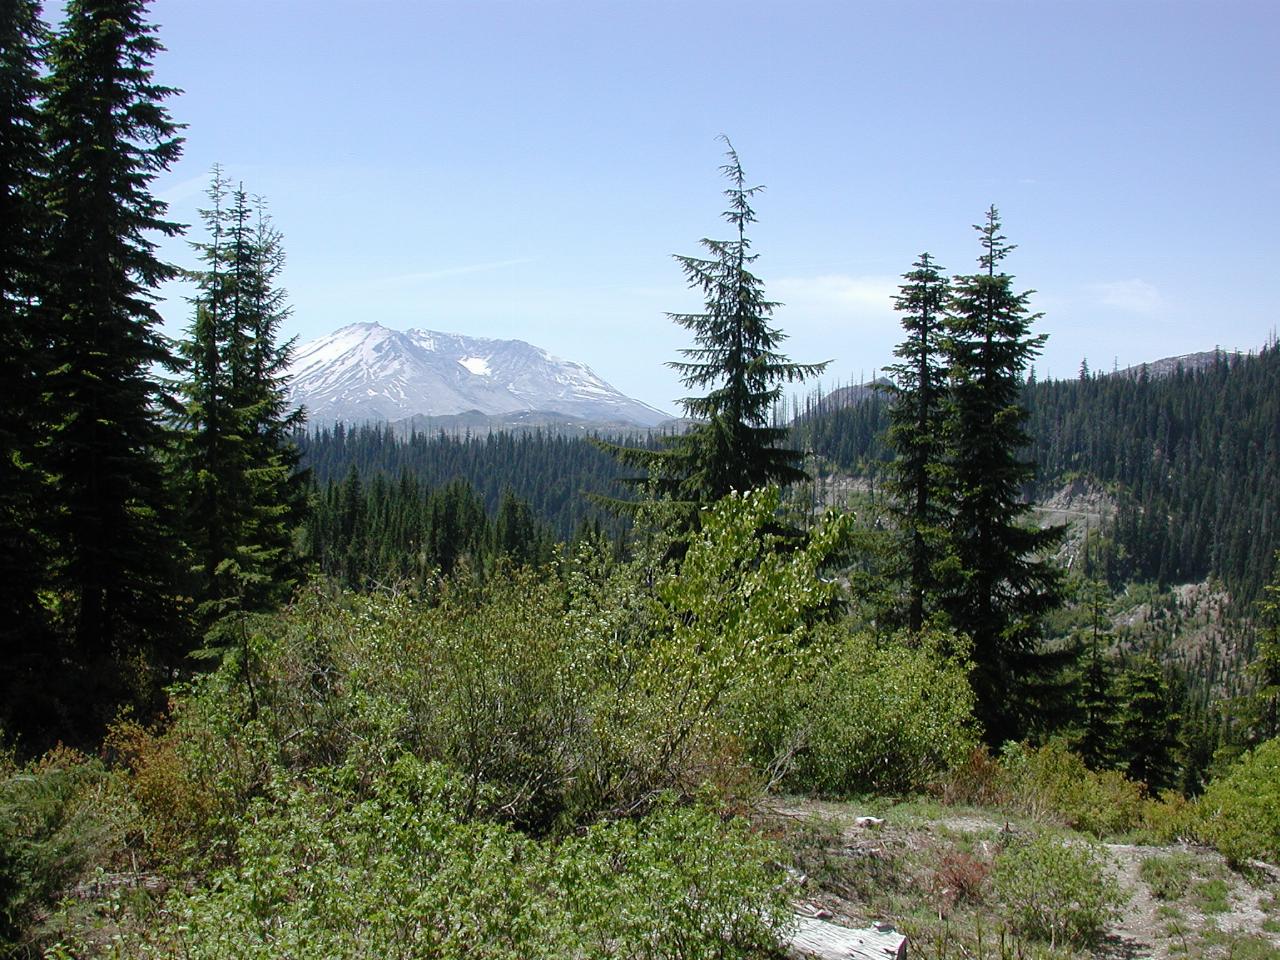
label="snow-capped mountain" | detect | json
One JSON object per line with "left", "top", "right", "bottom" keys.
{"left": 287, "top": 322, "right": 669, "bottom": 427}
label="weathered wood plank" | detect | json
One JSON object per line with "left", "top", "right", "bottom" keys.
{"left": 785, "top": 915, "right": 907, "bottom": 960}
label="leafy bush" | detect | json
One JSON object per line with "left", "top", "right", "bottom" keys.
{"left": 115, "top": 757, "right": 790, "bottom": 960}
{"left": 0, "top": 747, "right": 123, "bottom": 950}
{"left": 999, "top": 740, "right": 1145, "bottom": 836}
{"left": 930, "top": 848, "right": 992, "bottom": 915}
{"left": 1136, "top": 789, "right": 1198, "bottom": 845}
{"left": 1197, "top": 736, "right": 1280, "bottom": 864}
{"left": 789, "top": 629, "right": 977, "bottom": 795}
{"left": 145, "top": 490, "right": 861, "bottom": 831}
{"left": 993, "top": 832, "right": 1125, "bottom": 948}
{"left": 634, "top": 488, "right": 851, "bottom": 796}
{"left": 932, "top": 745, "right": 1007, "bottom": 807}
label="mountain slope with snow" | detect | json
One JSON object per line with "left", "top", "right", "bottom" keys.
{"left": 287, "top": 322, "right": 670, "bottom": 427}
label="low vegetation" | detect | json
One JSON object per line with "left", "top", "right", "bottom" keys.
{"left": 1198, "top": 737, "right": 1280, "bottom": 865}
{"left": 5, "top": 500, "right": 1279, "bottom": 957}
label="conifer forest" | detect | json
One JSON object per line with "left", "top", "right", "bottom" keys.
{"left": 3, "top": 3, "right": 1280, "bottom": 958}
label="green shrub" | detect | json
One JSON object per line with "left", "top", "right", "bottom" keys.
{"left": 789, "top": 629, "right": 977, "bottom": 795}
{"left": 1136, "top": 789, "right": 1198, "bottom": 845}
{"left": 993, "top": 832, "right": 1126, "bottom": 948}
{"left": 1197, "top": 736, "right": 1280, "bottom": 864}
{"left": 933, "top": 745, "right": 1007, "bottom": 807}
{"left": 999, "top": 740, "right": 1145, "bottom": 836}
{"left": 634, "top": 488, "right": 851, "bottom": 805}
{"left": 0, "top": 747, "right": 122, "bottom": 950}
{"left": 141, "top": 490, "right": 859, "bottom": 830}
{"left": 118, "top": 758, "right": 790, "bottom": 960}
{"left": 1193, "top": 877, "right": 1231, "bottom": 914}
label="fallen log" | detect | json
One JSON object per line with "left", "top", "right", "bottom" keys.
{"left": 785, "top": 915, "right": 907, "bottom": 960}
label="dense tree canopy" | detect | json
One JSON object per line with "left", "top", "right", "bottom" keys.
{"left": 39, "top": 0, "right": 184, "bottom": 662}
{"left": 0, "top": 0, "right": 50, "bottom": 715}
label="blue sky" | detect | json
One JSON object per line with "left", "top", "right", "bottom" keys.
{"left": 132, "top": 0, "right": 1278, "bottom": 414}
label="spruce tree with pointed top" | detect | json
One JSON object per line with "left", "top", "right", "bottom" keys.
{"left": 602, "top": 137, "right": 826, "bottom": 522}
{"left": 174, "top": 168, "right": 238, "bottom": 619}
{"left": 942, "top": 206, "right": 1064, "bottom": 745}
{"left": 222, "top": 187, "right": 307, "bottom": 612}
{"left": 883, "top": 252, "right": 950, "bottom": 632}
{"left": 173, "top": 171, "right": 306, "bottom": 639}
{"left": 39, "top": 0, "right": 185, "bottom": 663}
{"left": 1114, "top": 655, "right": 1182, "bottom": 791}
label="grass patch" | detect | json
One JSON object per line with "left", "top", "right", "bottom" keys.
{"left": 1194, "top": 877, "right": 1231, "bottom": 914}
{"left": 1197, "top": 928, "right": 1280, "bottom": 959}
{"left": 1139, "top": 852, "right": 1196, "bottom": 900}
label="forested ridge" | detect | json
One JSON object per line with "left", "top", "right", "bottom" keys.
{"left": 5, "top": 3, "right": 1280, "bottom": 957}
{"left": 300, "top": 424, "right": 635, "bottom": 537}
{"left": 302, "top": 343, "right": 1280, "bottom": 609}
{"left": 792, "top": 344, "right": 1280, "bottom": 607}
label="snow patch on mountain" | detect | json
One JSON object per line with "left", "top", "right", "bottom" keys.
{"left": 458, "top": 356, "right": 491, "bottom": 377}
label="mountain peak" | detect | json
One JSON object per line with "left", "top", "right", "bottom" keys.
{"left": 288, "top": 323, "right": 669, "bottom": 427}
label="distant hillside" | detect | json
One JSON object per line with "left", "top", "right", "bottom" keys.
{"left": 300, "top": 345, "right": 1280, "bottom": 604}
{"left": 791, "top": 345, "right": 1280, "bottom": 604}
{"left": 298, "top": 423, "right": 653, "bottom": 540}
{"left": 386, "top": 408, "right": 687, "bottom": 439}
{"left": 1112, "top": 349, "right": 1245, "bottom": 380}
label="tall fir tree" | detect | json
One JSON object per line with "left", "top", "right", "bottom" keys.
{"left": 39, "top": 0, "right": 184, "bottom": 668}
{"left": 882, "top": 252, "right": 950, "bottom": 632}
{"left": 943, "top": 206, "right": 1064, "bottom": 745}
{"left": 1114, "top": 656, "right": 1182, "bottom": 792}
{"left": 173, "top": 171, "right": 306, "bottom": 638}
{"left": 174, "top": 168, "right": 238, "bottom": 623}
{"left": 1071, "top": 567, "right": 1120, "bottom": 768}
{"left": 237, "top": 194, "right": 308, "bottom": 604}
{"left": 602, "top": 137, "right": 825, "bottom": 521}
{"left": 0, "top": 0, "right": 52, "bottom": 730}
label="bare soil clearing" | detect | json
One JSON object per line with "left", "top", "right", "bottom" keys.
{"left": 763, "top": 796, "right": 1280, "bottom": 959}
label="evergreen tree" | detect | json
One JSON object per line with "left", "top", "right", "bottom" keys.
{"left": 1075, "top": 640, "right": 1118, "bottom": 769}
{"left": 1068, "top": 551, "right": 1121, "bottom": 768}
{"left": 173, "top": 171, "right": 306, "bottom": 638}
{"left": 173, "top": 168, "right": 240, "bottom": 625}
{"left": 223, "top": 189, "right": 307, "bottom": 611}
{"left": 882, "top": 252, "right": 950, "bottom": 632}
{"left": 1239, "top": 552, "right": 1280, "bottom": 746}
{"left": 0, "top": 0, "right": 52, "bottom": 729}
{"left": 494, "top": 489, "right": 541, "bottom": 567}
{"left": 1114, "top": 656, "right": 1182, "bottom": 792}
{"left": 943, "top": 207, "right": 1064, "bottom": 745}
{"left": 603, "top": 138, "right": 825, "bottom": 519}
{"left": 38, "top": 0, "right": 184, "bottom": 663}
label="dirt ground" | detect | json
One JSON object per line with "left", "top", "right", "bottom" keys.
{"left": 764, "top": 797, "right": 1280, "bottom": 959}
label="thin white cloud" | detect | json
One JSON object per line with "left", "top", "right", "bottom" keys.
{"left": 772, "top": 274, "right": 899, "bottom": 321}
{"left": 376, "top": 257, "right": 536, "bottom": 288}
{"left": 158, "top": 172, "right": 213, "bottom": 206}
{"left": 1090, "top": 278, "right": 1164, "bottom": 315}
